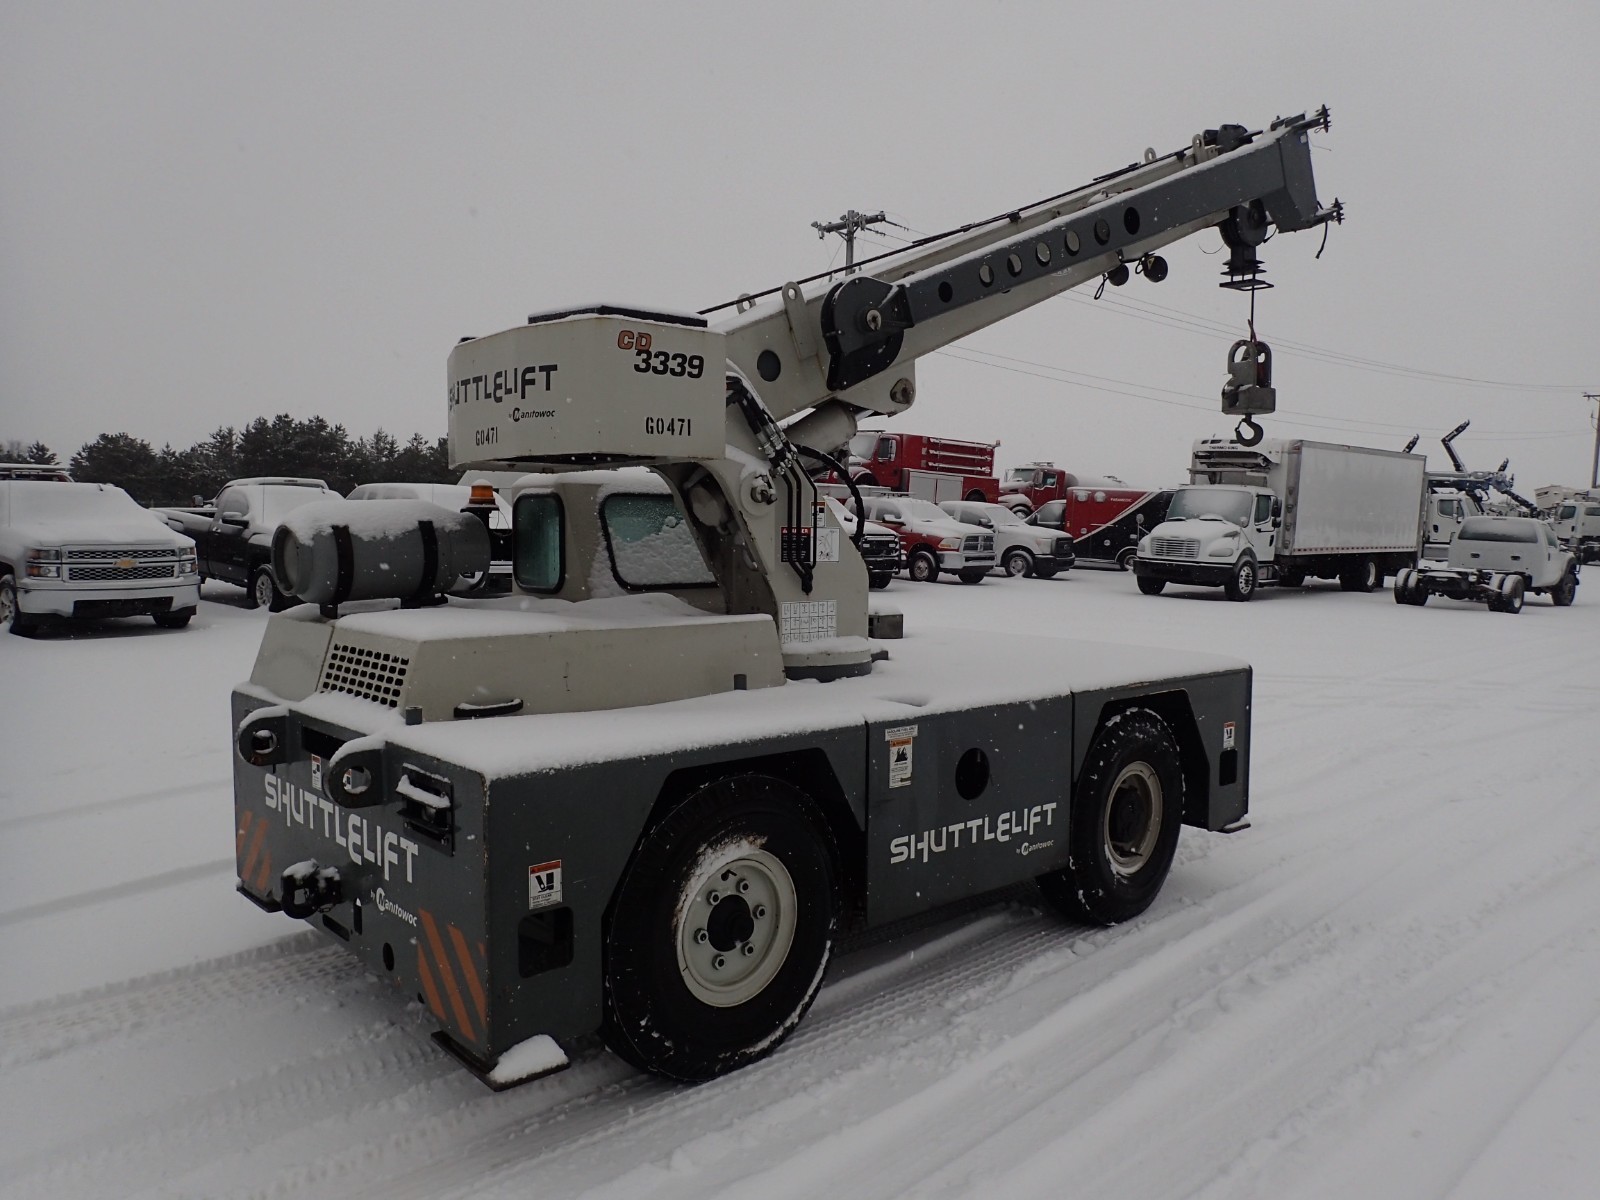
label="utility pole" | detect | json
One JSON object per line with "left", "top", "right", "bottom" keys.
{"left": 811, "top": 209, "right": 889, "bottom": 274}
{"left": 1587, "top": 393, "right": 1600, "bottom": 489}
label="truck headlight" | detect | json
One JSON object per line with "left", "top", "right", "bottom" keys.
{"left": 25, "top": 548, "right": 61, "bottom": 579}
{"left": 1207, "top": 535, "right": 1239, "bottom": 557}
{"left": 938, "top": 537, "right": 962, "bottom": 551}
{"left": 1137, "top": 536, "right": 1151, "bottom": 555}
{"left": 178, "top": 550, "right": 198, "bottom": 576}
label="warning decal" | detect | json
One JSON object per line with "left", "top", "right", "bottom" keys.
{"left": 885, "top": 724, "right": 918, "bottom": 789}
{"left": 528, "top": 860, "right": 563, "bottom": 910}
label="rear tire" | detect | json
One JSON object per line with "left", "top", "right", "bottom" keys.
{"left": 1037, "top": 709, "right": 1183, "bottom": 926}
{"left": 1494, "top": 574, "right": 1525, "bottom": 614}
{"left": 601, "top": 775, "right": 838, "bottom": 1082}
{"left": 1115, "top": 547, "right": 1137, "bottom": 571}
{"left": 1339, "top": 558, "right": 1378, "bottom": 593}
{"left": 908, "top": 549, "right": 939, "bottom": 584}
{"left": 1137, "top": 576, "right": 1166, "bottom": 596}
{"left": 251, "top": 565, "right": 291, "bottom": 612}
{"left": 1277, "top": 569, "right": 1305, "bottom": 589}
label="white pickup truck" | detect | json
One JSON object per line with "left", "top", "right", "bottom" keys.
{"left": 0, "top": 479, "right": 200, "bottom": 635}
{"left": 1396, "top": 515, "right": 1579, "bottom": 613}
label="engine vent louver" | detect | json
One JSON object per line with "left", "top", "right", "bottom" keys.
{"left": 319, "top": 642, "right": 411, "bottom": 708}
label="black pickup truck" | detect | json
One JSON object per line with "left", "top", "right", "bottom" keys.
{"left": 157, "top": 478, "right": 340, "bottom": 609}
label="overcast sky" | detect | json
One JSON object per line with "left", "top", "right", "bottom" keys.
{"left": 4, "top": 1, "right": 1597, "bottom": 490}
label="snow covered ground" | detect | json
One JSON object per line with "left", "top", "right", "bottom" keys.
{"left": 2, "top": 567, "right": 1597, "bottom": 1200}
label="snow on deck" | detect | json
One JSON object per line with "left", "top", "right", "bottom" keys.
{"left": 358, "top": 624, "right": 1243, "bottom": 779}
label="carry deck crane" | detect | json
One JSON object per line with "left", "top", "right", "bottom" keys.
{"left": 233, "top": 108, "right": 1341, "bottom": 1085}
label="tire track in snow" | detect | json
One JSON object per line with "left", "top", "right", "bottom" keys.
{"left": 0, "top": 776, "right": 229, "bottom": 832}
{"left": 0, "top": 857, "right": 234, "bottom": 929}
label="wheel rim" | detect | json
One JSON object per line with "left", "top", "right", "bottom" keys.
{"left": 0, "top": 585, "right": 14, "bottom": 625}
{"left": 254, "top": 573, "right": 274, "bottom": 607}
{"left": 1365, "top": 561, "right": 1378, "bottom": 588}
{"left": 1103, "top": 762, "right": 1163, "bottom": 878}
{"left": 676, "top": 849, "right": 798, "bottom": 1007}
{"left": 1238, "top": 563, "right": 1255, "bottom": 593}
{"left": 1005, "top": 553, "right": 1028, "bottom": 577}
{"left": 912, "top": 555, "right": 933, "bottom": 581}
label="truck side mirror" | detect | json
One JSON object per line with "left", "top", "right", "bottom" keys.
{"left": 220, "top": 511, "right": 248, "bottom": 528}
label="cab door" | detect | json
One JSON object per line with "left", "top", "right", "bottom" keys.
{"left": 208, "top": 486, "right": 252, "bottom": 583}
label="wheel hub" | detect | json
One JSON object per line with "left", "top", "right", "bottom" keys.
{"left": 677, "top": 850, "right": 797, "bottom": 1007}
{"left": 1103, "top": 762, "right": 1163, "bottom": 877}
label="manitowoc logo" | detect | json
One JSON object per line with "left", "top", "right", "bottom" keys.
{"left": 889, "top": 803, "right": 1059, "bottom": 866}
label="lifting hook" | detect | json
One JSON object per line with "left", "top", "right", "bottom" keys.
{"left": 1234, "top": 415, "right": 1266, "bottom": 447}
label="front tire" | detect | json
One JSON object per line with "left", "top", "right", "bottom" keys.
{"left": 1224, "top": 556, "right": 1257, "bottom": 602}
{"left": 601, "top": 775, "right": 839, "bottom": 1082}
{"left": 868, "top": 572, "right": 892, "bottom": 591}
{"left": 1551, "top": 569, "right": 1578, "bottom": 607}
{"left": 1037, "top": 709, "right": 1184, "bottom": 926}
{"left": 957, "top": 568, "right": 988, "bottom": 584}
{"left": 153, "top": 608, "right": 194, "bottom": 629}
{"left": 908, "top": 549, "right": 939, "bottom": 584}
{"left": 1, "top": 574, "right": 41, "bottom": 637}
{"left": 1137, "top": 576, "right": 1166, "bottom": 596}
{"left": 1002, "top": 548, "right": 1034, "bottom": 578}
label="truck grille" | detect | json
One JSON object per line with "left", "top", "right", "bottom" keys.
{"left": 1150, "top": 537, "right": 1200, "bottom": 559}
{"left": 319, "top": 642, "right": 411, "bottom": 708}
{"left": 64, "top": 547, "right": 184, "bottom": 582}
{"left": 861, "top": 535, "right": 900, "bottom": 563}
{"left": 1053, "top": 537, "right": 1075, "bottom": 557}
{"left": 963, "top": 535, "right": 995, "bottom": 553}
{"left": 70, "top": 563, "right": 179, "bottom": 581}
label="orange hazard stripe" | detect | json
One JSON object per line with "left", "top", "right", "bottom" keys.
{"left": 448, "top": 923, "right": 487, "bottom": 1029}
{"left": 417, "top": 947, "right": 448, "bottom": 1024}
{"left": 242, "top": 819, "right": 267, "bottom": 886}
{"left": 236, "top": 809, "right": 254, "bottom": 858}
{"left": 253, "top": 849, "right": 274, "bottom": 896}
{"left": 419, "top": 909, "right": 476, "bottom": 1043}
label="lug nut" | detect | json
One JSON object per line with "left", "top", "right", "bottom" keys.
{"left": 741, "top": 943, "right": 757, "bottom": 957}
{"left": 695, "top": 928, "right": 709, "bottom": 944}
{"left": 712, "top": 955, "right": 726, "bottom": 970}
{"left": 737, "top": 879, "right": 751, "bottom": 894}
{"left": 753, "top": 905, "right": 768, "bottom": 919}
{"left": 707, "top": 890, "right": 721, "bottom": 905}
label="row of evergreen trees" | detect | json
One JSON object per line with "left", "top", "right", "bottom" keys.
{"left": 4, "top": 415, "right": 454, "bottom": 507}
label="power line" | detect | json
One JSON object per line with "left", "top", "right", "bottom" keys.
{"left": 933, "top": 346, "right": 1587, "bottom": 443}
{"left": 1064, "top": 292, "right": 1586, "bottom": 393}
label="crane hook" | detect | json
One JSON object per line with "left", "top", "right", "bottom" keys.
{"left": 1235, "top": 415, "right": 1265, "bottom": 447}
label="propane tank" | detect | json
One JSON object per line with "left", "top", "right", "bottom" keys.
{"left": 271, "top": 499, "right": 491, "bottom": 612}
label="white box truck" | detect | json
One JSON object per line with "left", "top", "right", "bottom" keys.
{"left": 1133, "top": 437, "right": 1426, "bottom": 601}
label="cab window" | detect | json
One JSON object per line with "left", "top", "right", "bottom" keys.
{"left": 216, "top": 487, "right": 248, "bottom": 518}
{"left": 513, "top": 493, "right": 564, "bottom": 591}
{"left": 601, "top": 494, "right": 715, "bottom": 589}
{"left": 1253, "top": 494, "right": 1274, "bottom": 525}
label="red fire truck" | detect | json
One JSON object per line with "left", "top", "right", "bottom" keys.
{"left": 847, "top": 430, "right": 1000, "bottom": 503}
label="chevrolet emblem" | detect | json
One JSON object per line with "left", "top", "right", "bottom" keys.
{"left": 116, "top": 557, "right": 137, "bottom": 569}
